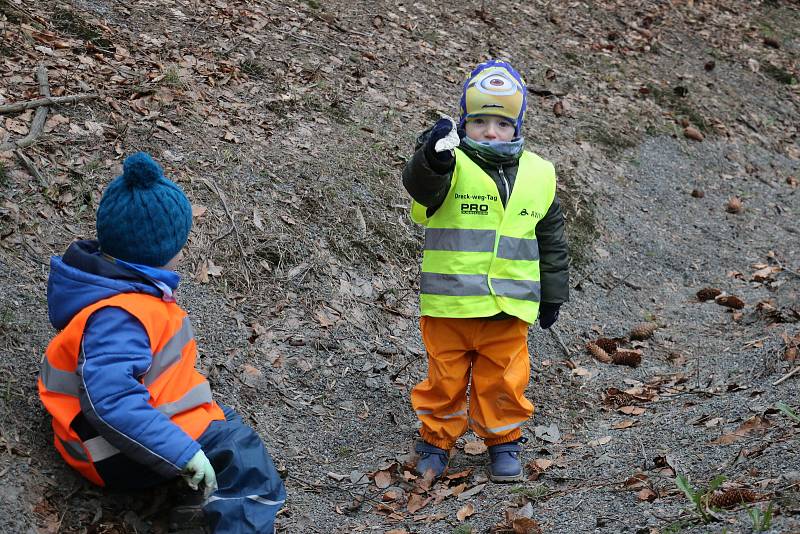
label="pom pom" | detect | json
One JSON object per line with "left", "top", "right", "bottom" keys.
{"left": 122, "top": 152, "right": 163, "bottom": 188}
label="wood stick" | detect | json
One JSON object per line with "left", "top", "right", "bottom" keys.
{"left": 12, "top": 65, "right": 50, "bottom": 150}
{"left": 773, "top": 366, "right": 800, "bottom": 386}
{"left": 0, "top": 94, "right": 98, "bottom": 115}
{"left": 549, "top": 325, "right": 572, "bottom": 357}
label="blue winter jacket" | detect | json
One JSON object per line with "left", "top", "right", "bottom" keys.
{"left": 48, "top": 240, "right": 199, "bottom": 477}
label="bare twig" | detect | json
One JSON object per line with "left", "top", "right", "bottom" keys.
{"left": 13, "top": 150, "right": 48, "bottom": 188}
{"left": 273, "top": 28, "right": 335, "bottom": 53}
{"left": 0, "top": 94, "right": 98, "bottom": 115}
{"left": 549, "top": 325, "right": 572, "bottom": 357}
{"left": 201, "top": 178, "right": 252, "bottom": 288}
{"left": 390, "top": 351, "right": 424, "bottom": 381}
{"left": 773, "top": 366, "right": 800, "bottom": 386}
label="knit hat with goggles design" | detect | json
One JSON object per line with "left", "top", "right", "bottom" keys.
{"left": 459, "top": 59, "right": 527, "bottom": 136}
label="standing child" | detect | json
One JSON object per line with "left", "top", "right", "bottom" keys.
{"left": 38, "top": 152, "right": 286, "bottom": 532}
{"left": 402, "top": 60, "right": 569, "bottom": 482}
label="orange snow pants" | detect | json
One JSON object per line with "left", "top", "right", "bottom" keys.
{"left": 411, "top": 316, "right": 533, "bottom": 450}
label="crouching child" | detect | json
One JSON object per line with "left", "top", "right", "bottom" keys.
{"left": 38, "top": 152, "right": 286, "bottom": 533}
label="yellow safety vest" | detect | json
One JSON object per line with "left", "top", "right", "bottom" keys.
{"left": 411, "top": 148, "right": 556, "bottom": 324}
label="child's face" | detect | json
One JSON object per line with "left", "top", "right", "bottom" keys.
{"left": 464, "top": 115, "right": 515, "bottom": 142}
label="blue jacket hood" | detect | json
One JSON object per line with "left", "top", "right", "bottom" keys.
{"left": 47, "top": 240, "right": 171, "bottom": 330}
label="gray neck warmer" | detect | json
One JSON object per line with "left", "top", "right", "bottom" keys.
{"left": 462, "top": 136, "right": 525, "bottom": 164}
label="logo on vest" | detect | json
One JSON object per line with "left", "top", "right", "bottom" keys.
{"left": 455, "top": 192, "right": 496, "bottom": 215}
{"left": 461, "top": 203, "right": 489, "bottom": 215}
{"left": 519, "top": 208, "right": 545, "bottom": 218}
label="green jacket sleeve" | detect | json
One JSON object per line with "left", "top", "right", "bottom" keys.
{"left": 535, "top": 194, "right": 570, "bottom": 304}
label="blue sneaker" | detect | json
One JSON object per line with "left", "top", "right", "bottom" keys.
{"left": 488, "top": 439, "right": 526, "bottom": 482}
{"left": 415, "top": 441, "right": 449, "bottom": 479}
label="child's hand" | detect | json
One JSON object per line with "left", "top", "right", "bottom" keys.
{"left": 182, "top": 449, "right": 218, "bottom": 498}
{"left": 425, "top": 117, "right": 458, "bottom": 163}
{"left": 538, "top": 303, "right": 561, "bottom": 329}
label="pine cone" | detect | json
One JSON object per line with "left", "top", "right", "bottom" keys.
{"left": 715, "top": 295, "right": 745, "bottom": 309}
{"left": 707, "top": 488, "right": 757, "bottom": 509}
{"left": 594, "top": 337, "right": 619, "bottom": 354}
{"left": 587, "top": 342, "right": 612, "bottom": 363}
{"left": 697, "top": 287, "right": 722, "bottom": 301}
{"left": 629, "top": 322, "right": 657, "bottom": 341}
{"left": 612, "top": 349, "right": 642, "bottom": 367}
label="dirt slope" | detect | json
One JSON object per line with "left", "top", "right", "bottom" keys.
{"left": 1, "top": 0, "right": 798, "bottom": 532}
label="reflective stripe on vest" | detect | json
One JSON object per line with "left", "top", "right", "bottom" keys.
{"left": 143, "top": 316, "right": 194, "bottom": 387}
{"left": 41, "top": 352, "right": 214, "bottom": 420}
{"left": 39, "top": 293, "right": 224, "bottom": 485}
{"left": 410, "top": 148, "right": 556, "bottom": 324}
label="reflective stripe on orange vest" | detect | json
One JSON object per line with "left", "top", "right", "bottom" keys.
{"left": 39, "top": 293, "right": 224, "bottom": 486}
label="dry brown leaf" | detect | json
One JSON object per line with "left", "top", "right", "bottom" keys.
{"left": 533, "top": 458, "right": 553, "bottom": 471}
{"left": 512, "top": 517, "right": 542, "bottom": 534}
{"left": 637, "top": 487, "right": 658, "bottom": 502}
{"left": 407, "top": 493, "right": 430, "bottom": 514}
{"left": 253, "top": 209, "right": 264, "bottom": 230}
{"left": 240, "top": 364, "right": 262, "bottom": 387}
{"left": 624, "top": 473, "right": 649, "bottom": 489}
{"left": 445, "top": 468, "right": 472, "bottom": 480}
{"left": 463, "top": 440, "right": 487, "bottom": 455}
{"left": 456, "top": 502, "right": 475, "bottom": 522}
{"left": 383, "top": 489, "right": 402, "bottom": 502}
{"left": 195, "top": 260, "right": 209, "bottom": 283}
{"left": 710, "top": 415, "right": 771, "bottom": 445}
{"left": 457, "top": 483, "right": 485, "bottom": 501}
{"left": 572, "top": 366, "right": 591, "bottom": 377}
{"left": 374, "top": 469, "right": 392, "bottom": 489}
{"left": 207, "top": 259, "right": 223, "bottom": 277}
{"left": 618, "top": 406, "right": 646, "bottom": 416}
{"left": 612, "top": 419, "right": 636, "bottom": 429}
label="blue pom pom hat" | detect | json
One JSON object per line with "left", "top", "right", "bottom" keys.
{"left": 96, "top": 152, "right": 192, "bottom": 267}
{"left": 459, "top": 60, "right": 527, "bottom": 136}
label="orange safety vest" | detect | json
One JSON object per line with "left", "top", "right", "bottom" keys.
{"left": 38, "top": 292, "right": 224, "bottom": 486}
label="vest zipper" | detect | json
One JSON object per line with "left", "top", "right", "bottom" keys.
{"left": 498, "top": 165, "right": 510, "bottom": 207}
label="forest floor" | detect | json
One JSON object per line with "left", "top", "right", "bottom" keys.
{"left": 0, "top": 0, "right": 799, "bottom": 532}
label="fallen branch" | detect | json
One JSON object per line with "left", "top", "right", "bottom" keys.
{"left": 1, "top": 65, "right": 59, "bottom": 153}
{"left": 773, "top": 366, "right": 800, "bottom": 386}
{"left": 0, "top": 93, "right": 98, "bottom": 115}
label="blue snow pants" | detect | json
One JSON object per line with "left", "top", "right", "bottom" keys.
{"left": 198, "top": 405, "right": 286, "bottom": 534}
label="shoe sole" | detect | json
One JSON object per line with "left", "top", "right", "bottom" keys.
{"left": 489, "top": 471, "right": 523, "bottom": 483}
